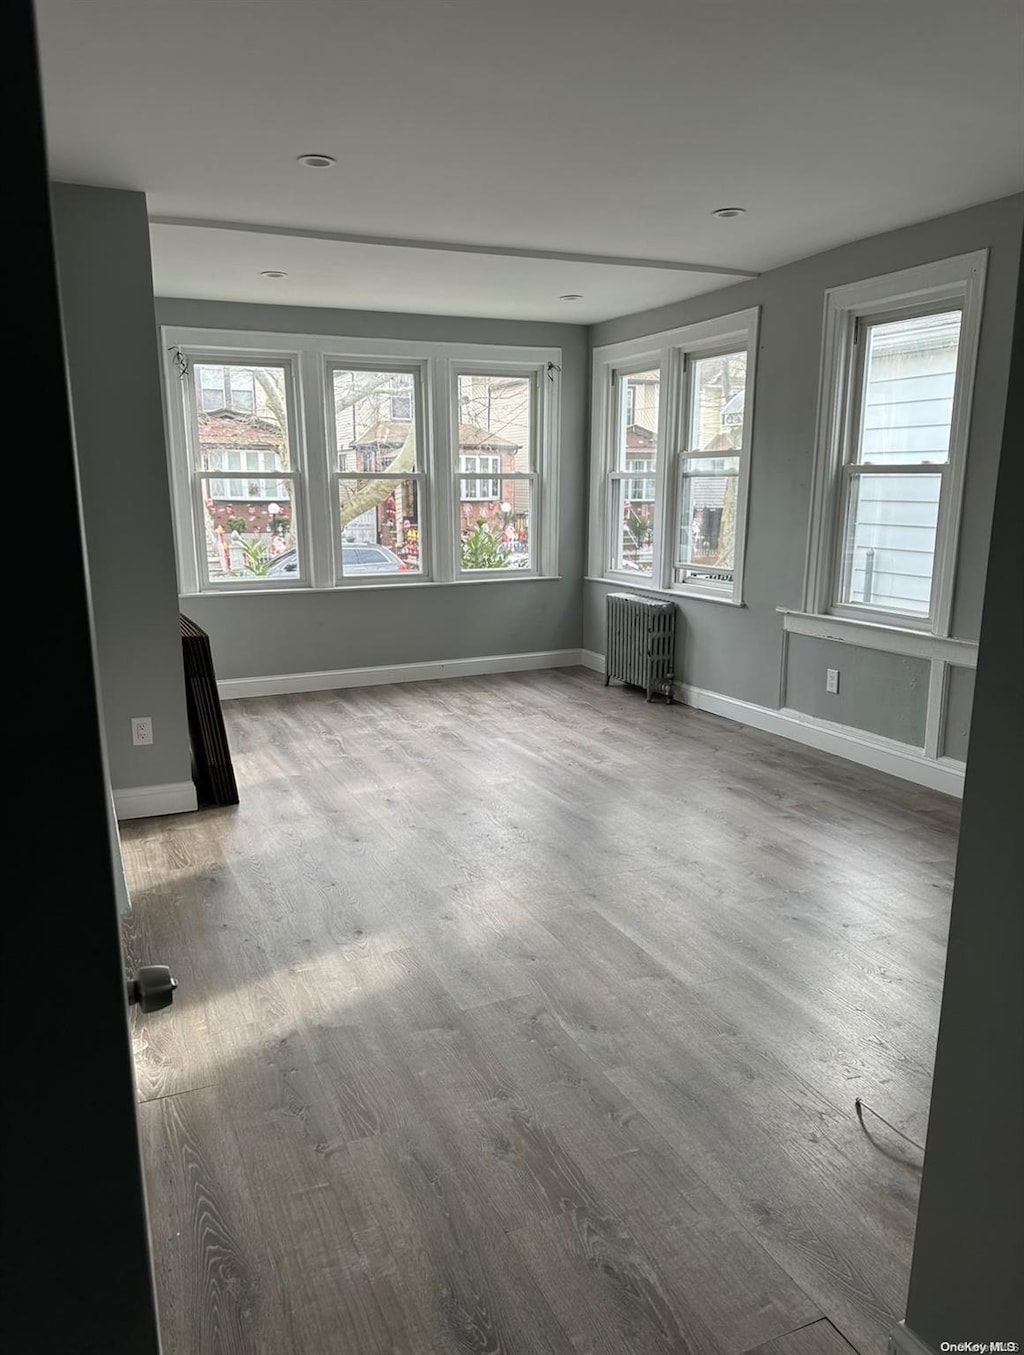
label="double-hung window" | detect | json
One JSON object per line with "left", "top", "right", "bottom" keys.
{"left": 805, "top": 252, "right": 986, "bottom": 633}
{"left": 590, "top": 308, "right": 759, "bottom": 603}
{"left": 164, "top": 330, "right": 560, "bottom": 592}
{"left": 455, "top": 370, "right": 540, "bottom": 575}
{"left": 608, "top": 365, "right": 661, "bottom": 579}
{"left": 184, "top": 357, "right": 304, "bottom": 586}
{"left": 676, "top": 348, "right": 750, "bottom": 590}
{"left": 330, "top": 365, "right": 426, "bottom": 579}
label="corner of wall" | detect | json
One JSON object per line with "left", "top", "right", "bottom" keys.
{"left": 52, "top": 181, "right": 193, "bottom": 797}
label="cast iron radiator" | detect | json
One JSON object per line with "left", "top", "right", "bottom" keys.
{"left": 604, "top": 592, "right": 676, "bottom": 703}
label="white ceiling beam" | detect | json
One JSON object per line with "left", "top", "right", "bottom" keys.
{"left": 149, "top": 216, "right": 760, "bottom": 279}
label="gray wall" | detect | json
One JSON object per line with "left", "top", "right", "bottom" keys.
{"left": 52, "top": 184, "right": 192, "bottom": 792}
{"left": 584, "top": 195, "right": 1023, "bottom": 748}
{"left": 942, "top": 666, "right": 975, "bottom": 762}
{"left": 782, "top": 636, "right": 929, "bottom": 745}
{"left": 155, "top": 298, "right": 587, "bottom": 681}
{"left": 904, "top": 257, "right": 1023, "bottom": 1344}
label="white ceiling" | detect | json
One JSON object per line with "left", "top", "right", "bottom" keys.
{"left": 35, "top": 0, "right": 1024, "bottom": 323}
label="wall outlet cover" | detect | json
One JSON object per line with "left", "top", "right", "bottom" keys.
{"left": 826, "top": 668, "right": 840, "bottom": 694}
{"left": 131, "top": 716, "right": 153, "bottom": 746}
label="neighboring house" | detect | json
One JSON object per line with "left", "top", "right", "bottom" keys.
{"left": 844, "top": 312, "right": 961, "bottom": 614}
{"left": 343, "top": 418, "right": 525, "bottom": 547}
{"left": 198, "top": 409, "right": 293, "bottom": 582}
{"left": 199, "top": 410, "right": 289, "bottom": 536}
{"left": 624, "top": 424, "right": 657, "bottom": 509}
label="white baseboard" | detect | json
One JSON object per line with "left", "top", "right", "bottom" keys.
{"left": 217, "top": 648, "right": 584, "bottom": 700}
{"left": 587, "top": 651, "right": 965, "bottom": 796}
{"left": 113, "top": 781, "right": 198, "bottom": 821}
{"left": 887, "top": 1321, "right": 938, "bottom": 1355}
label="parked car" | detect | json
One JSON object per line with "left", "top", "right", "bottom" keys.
{"left": 265, "top": 544, "right": 408, "bottom": 579}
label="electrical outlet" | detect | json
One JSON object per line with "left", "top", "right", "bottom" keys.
{"left": 131, "top": 716, "right": 153, "bottom": 746}
{"left": 825, "top": 669, "right": 840, "bottom": 695}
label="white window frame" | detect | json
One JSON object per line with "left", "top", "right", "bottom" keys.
{"left": 172, "top": 348, "right": 309, "bottom": 591}
{"left": 450, "top": 361, "right": 556, "bottom": 581}
{"left": 326, "top": 359, "right": 430, "bottom": 587}
{"left": 163, "top": 328, "right": 561, "bottom": 593}
{"left": 804, "top": 251, "right": 987, "bottom": 635}
{"left": 588, "top": 307, "right": 759, "bottom": 605}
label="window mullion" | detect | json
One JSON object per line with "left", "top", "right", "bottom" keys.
{"left": 650, "top": 347, "right": 674, "bottom": 589}
{"left": 299, "top": 349, "right": 332, "bottom": 589}
{"left": 175, "top": 360, "right": 203, "bottom": 594}
{"left": 431, "top": 357, "right": 456, "bottom": 582}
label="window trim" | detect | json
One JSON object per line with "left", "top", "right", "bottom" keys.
{"left": 588, "top": 307, "right": 760, "bottom": 604}
{"left": 163, "top": 327, "right": 561, "bottom": 594}
{"left": 450, "top": 361, "right": 556, "bottom": 581}
{"left": 174, "top": 349, "right": 309, "bottom": 592}
{"left": 803, "top": 251, "right": 987, "bottom": 636}
{"left": 326, "top": 358, "right": 431, "bottom": 587}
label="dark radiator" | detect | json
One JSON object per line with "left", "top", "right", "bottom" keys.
{"left": 604, "top": 592, "right": 676, "bottom": 703}
{"left": 180, "top": 614, "right": 239, "bottom": 807}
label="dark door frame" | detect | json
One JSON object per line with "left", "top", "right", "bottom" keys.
{"left": 2, "top": 5, "right": 161, "bottom": 1351}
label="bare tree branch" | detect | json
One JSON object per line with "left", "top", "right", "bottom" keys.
{"left": 340, "top": 423, "right": 417, "bottom": 528}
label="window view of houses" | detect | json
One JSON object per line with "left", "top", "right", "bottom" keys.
{"left": 614, "top": 367, "right": 660, "bottom": 575}
{"left": 195, "top": 362, "right": 298, "bottom": 581}
{"left": 193, "top": 361, "right": 534, "bottom": 582}
{"left": 613, "top": 354, "right": 745, "bottom": 584}
{"left": 676, "top": 351, "right": 746, "bottom": 587}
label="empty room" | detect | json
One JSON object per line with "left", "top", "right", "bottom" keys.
{"left": 9, "top": 1, "right": 1022, "bottom": 1353}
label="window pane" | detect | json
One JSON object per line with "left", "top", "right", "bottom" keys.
{"left": 229, "top": 368, "right": 255, "bottom": 413}
{"left": 627, "top": 459, "right": 656, "bottom": 502}
{"left": 857, "top": 311, "right": 961, "bottom": 466}
{"left": 458, "top": 373, "right": 533, "bottom": 472}
{"left": 460, "top": 490, "right": 531, "bottom": 570}
{"left": 612, "top": 479, "right": 655, "bottom": 576}
{"left": 334, "top": 369, "right": 418, "bottom": 473}
{"left": 677, "top": 472, "right": 738, "bottom": 582}
{"left": 195, "top": 364, "right": 291, "bottom": 472}
{"left": 200, "top": 476, "right": 298, "bottom": 583}
{"left": 458, "top": 455, "right": 502, "bottom": 501}
{"left": 679, "top": 454, "right": 740, "bottom": 475}
{"left": 688, "top": 351, "right": 746, "bottom": 452}
{"left": 339, "top": 477, "right": 422, "bottom": 575}
{"left": 194, "top": 361, "right": 274, "bottom": 420}
{"left": 618, "top": 369, "right": 659, "bottom": 469}
{"left": 840, "top": 472, "right": 941, "bottom": 616}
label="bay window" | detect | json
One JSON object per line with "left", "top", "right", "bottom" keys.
{"left": 164, "top": 330, "right": 560, "bottom": 592}
{"left": 589, "top": 308, "right": 759, "bottom": 603}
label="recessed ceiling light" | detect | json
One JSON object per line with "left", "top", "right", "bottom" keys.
{"left": 711, "top": 207, "right": 746, "bottom": 219}
{"left": 559, "top": 293, "right": 584, "bottom": 301}
{"left": 297, "top": 153, "right": 336, "bottom": 169}
{"left": 260, "top": 270, "right": 288, "bottom": 279}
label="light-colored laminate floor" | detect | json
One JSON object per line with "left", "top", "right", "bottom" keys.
{"left": 121, "top": 668, "right": 958, "bottom": 1355}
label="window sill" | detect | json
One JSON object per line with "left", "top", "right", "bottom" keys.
{"left": 179, "top": 574, "right": 563, "bottom": 599}
{"left": 585, "top": 576, "right": 745, "bottom": 607}
{"left": 777, "top": 609, "right": 978, "bottom": 667}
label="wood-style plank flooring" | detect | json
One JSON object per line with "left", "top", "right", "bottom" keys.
{"left": 121, "top": 668, "right": 958, "bottom": 1355}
